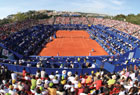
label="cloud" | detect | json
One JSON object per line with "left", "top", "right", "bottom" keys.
{"left": 111, "top": 0, "right": 124, "bottom": 5}
{"left": 70, "top": 0, "right": 126, "bottom": 15}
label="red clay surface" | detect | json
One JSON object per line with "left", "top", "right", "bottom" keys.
{"left": 39, "top": 30, "right": 108, "bottom": 56}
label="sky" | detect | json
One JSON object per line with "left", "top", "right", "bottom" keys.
{"left": 0, "top": 0, "right": 140, "bottom": 19}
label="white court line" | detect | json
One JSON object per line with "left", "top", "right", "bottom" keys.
{"left": 80, "top": 38, "right": 85, "bottom": 48}
{"left": 82, "top": 35, "right": 89, "bottom": 48}
{"left": 59, "top": 32, "right": 64, "bottom": 48}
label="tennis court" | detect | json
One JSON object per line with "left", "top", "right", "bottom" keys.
{"left": 39, "top": 30, "right": 108, "bottom": 56}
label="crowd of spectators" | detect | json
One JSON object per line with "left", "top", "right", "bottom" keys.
{"left": 55, "top": 17, "right": 71, "bottom": 24}
{"left": 54, "top": 17, "right": 89, "bottom": 25}
{"left": 0, "top": 63, "right": 140, "bottom": 95}
{"left": 71, "top": 17, "right": 89, "bottom": 25}
{"left": 0, "top": 16, "right": 140, "bottom": 41}
{"left": 87, "top": 18, "right": 140, "bottom": 39}
{"left": 0, "top": 20, "right": 39, "bottom": 40}
{"left": 38, "top": 17, "right": 55, "bottom": 25}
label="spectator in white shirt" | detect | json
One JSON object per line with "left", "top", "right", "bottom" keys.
{"left": 41, "top": 69, "right": 46, "bottom": 79}
{"left": 11, "top": 72, "right": 17, "bottom": 81}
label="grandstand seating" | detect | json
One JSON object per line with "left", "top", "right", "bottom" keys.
{"left": 0, "top": 23, "right": 139, "bottom": 74}
{"left": 88, "top": 24, "right": 140, "bottom": 55}
{"left": 1, "top": 25, "right": 57, "bottom": 56}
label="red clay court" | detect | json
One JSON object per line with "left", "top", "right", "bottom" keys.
{"left": 39, "top": 30, "right": 108, "bottom": 56}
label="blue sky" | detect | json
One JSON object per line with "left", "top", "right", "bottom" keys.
{"left": 0, "top": 0, "right": 140, "bottom": 19}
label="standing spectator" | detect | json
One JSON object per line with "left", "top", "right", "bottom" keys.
{"left": 137, "top": 72, "right": 140, "bottom": 82}
{"left": 80, "top": 87, "right": 90, "bottom": 95}
{"left": 55, "top": 71, "right": 60, "bottom": 80}
{"left": 77, "top": 83, "right": 84, "bottom": 95}
{"left": 56, "top": 85, "right": 66, "bottom": 95}
{"left": 35, "top": 87, "right": 42, "bottom": 95}
{"left": 118, "top": 85, "right": 126, "bottom": 95}
{"left": 93, "top": 75, "right": 102, "bottom": 92}
{"left": 129, "top": 70, "right": 136, "bottom": 81}
{"left": 23, "top": 81, "right": 30, "bottom": 92}
{"left": 11, "top": 71, "right": 17, "bottom": 81}
{"left": 41, "top": 69, "right": 46, "bottom": 79}
{"left": 24, "top": 73, "right": 31, "bottom": 81}
{"left": 49, "top": 72, "right": 55, "bottom": 80}
{"left": 48, "top": 82, "right": 57, "bottom": 95}
{"left": 107, "top": 75, "right": 116, "bottom": 86}
{"left": 31, "top": 75, "right": 37, "bottom": 90}
{"left": 36, "top": 70, "right": 41, "bottom": 78}
{"left": 22, "top": 67, "right": 27, "bottom": 77}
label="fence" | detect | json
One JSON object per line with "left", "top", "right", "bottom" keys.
{"left": 0, "top": 62, "right": 100, "bottom": 75}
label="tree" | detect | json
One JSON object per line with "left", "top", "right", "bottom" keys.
{"left": 0, "top": 18, "right": 12, "bottom": 25}
{"left": 113, "top": 14, "right": 126, "bottom": 21}
{"left": 12, "top": 12, "right": 27, "bottom": 22}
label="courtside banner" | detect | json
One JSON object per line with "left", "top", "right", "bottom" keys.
{"left": 104, "top": 62, "right": 115, "bottom": 73}
{"left": 134, "top": 47, "right": 140, "bottom": 58}
{"left": 96, "top": 59, "right": 103, "bottom": 67}
{"left": 2, "top": 49, "right": 9, "bottom": 56}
